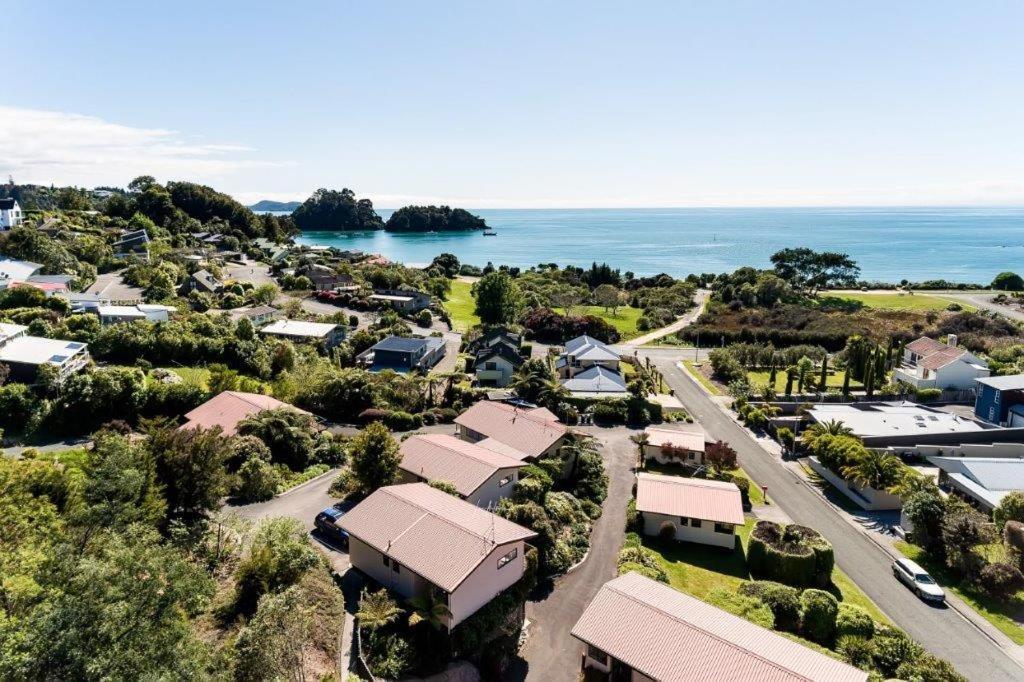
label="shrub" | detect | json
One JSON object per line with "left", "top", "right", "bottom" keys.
{"left": 658, "top": 521, "right": 677, "bottom": 542}
{"left": 978, "top": 562, "right": 1024, "bottom": 598}
{"left": 591, "top": 402, "right": 626, "bottom": 425}
{"left": 358, "top": 408, "right": 389, "bottom": 423}
{"left": 915, "top": 387, "right": 942, "bottom": 402}
{"left": 235, "top": 457, "right": 281, "bottom": 502}
{"left": 618, "top": 562, "right": 668, "bottom": 583}
{"left": 799, "top": 588, "right": 838, "bottom": 645}
{"left": 416, "top": 309, "right": 433, "bottom": 327}
{"left": 708, "top": 349, "right": 746, "bottom": 384}
{"left": 625, "top": 498, "right": 639, "bottom": 532}
{"left": 895, "top": 653, "right": 967, "bottom": 682}
{"left": 348, "top": 314, "right": 359, "bottom": 328}
{"left": 871, "top": 626, "right": 924, "bottom": 678}
{"left": 730, "top": 474, "right": 752, "bottom": 511}
{"left": 747, "top": 521, "right": 832, "bottom": 587}
{"left": 382, "top": 410, "right": 421, "bottom": 431}
{"left": 512, "top": 477, "right": 548, "bottom": 504}
{"left": 993, "top": 490, "right": 1024, "bottom": 531}
{"left": 837, "top": 635, "right": 875, "bottom": 670}
{"left": 705, "top": 588, "right": 774, "bottom": 629}
{"left": 738, "top": 581, "right": 801, "bottom": 632}
{"left": 519, "top": 464, "right": 554, "bottom": 490}
{"left": 835, "top": 603, "right": 874, "bottom": 639}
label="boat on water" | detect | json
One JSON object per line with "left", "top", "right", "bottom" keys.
{"left": 483, "top": 229, "right": 497, "bottom": 236}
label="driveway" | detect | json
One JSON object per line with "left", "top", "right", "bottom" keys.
{"left": 640, "top": 347, "right": 1024, "bottom": 682}
{"left": 223, "top": 258, "right": 276, "bottom": 286}
{"left": 512, "top": 426, "right": 637, "bottom": 682}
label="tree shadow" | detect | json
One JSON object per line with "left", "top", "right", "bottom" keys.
{"left": 816, "top": 296, "right": 865, "bottom": 313}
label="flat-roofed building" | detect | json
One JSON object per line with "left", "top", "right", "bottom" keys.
{"left": 0, "top": 325, "right": 90, "bottom": 383}
{"left": 259, "top": 319, "right": 346, "bottom": 348}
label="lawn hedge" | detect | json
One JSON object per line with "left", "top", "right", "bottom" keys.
{"left": 747, "top": 521, "right": 834, "bottom": 588}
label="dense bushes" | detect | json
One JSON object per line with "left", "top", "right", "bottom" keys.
{"left": 519, "top": 307, "right": 620, "bottom": 343}
{"left": 747, "top": 521, "right": 834, "bottom": 588}
{"left": 798, "top": 589, "right": 838, "bottom": 645}
{"left": 835, "top": 603, "right": 874, "bottom": 639}
{"left": 738, "top": 580, "right": 801, "bottom": 632}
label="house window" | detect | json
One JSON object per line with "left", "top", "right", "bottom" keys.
{"left": 392, "top": 561, "right": 400, "bottom": 574}
{"left": 714, "top": 523, "right": 734, "bottom": 534}
{"left": 382, "top": 555, "right": 390, "bottom": 567}
{"left": 679, "top": 517, "right": 689, "bottom": 526}
{"left": 688, "top": 452, "right": 696, "bottom": 460}
{"left": 497, "top": 547, "right": 518, "bottom": 569}
{"left": 690, "top": 518, "right": 702, "bottom": 529}
{"left": 485, "top": 361, "right": 497, "bottom": 370}
{"left": 499, "top": 474, "right": 514, "bottom": 487}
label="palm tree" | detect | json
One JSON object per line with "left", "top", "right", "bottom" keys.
{"left": 842, "top": 450, "right": 905, "bottom": 491}
{"left": 408, "top": 590, "right": 450, "bottom": 628}
{"left": 889, "top": 468, "right": 939, "bottom": 498}
{"left": 802, "top": 419, "right": 852, "bottom": 447}
{"left": 356, "top": 588, "right": 403, "bottom": 630}
{"left": 630, "top": 432, "right": 650, "bottom": 469}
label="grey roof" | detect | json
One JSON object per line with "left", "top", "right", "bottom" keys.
{"left": 562, "top": 365, "right": 628, "bottom": 393}
{"left": 564, "top": 334, "right": 619, "bottom": 362}
{"left": 475, "top": 340, "right": 525, "bottom": 368}
{"left": 976, "top": 374, "right": 1024, "bottom": 391}
{"left": 27, "top": 274, "right": 75, "bottom": 285}
{"left": 928, "top": 456, "right": 1024, "bottom": 509}
{"left": 372, "top": 336, "right": 431, "bottom": 353}
{"left": 0, "top": 198, "right": 17, "bottom": 210}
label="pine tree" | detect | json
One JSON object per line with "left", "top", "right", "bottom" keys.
{"left": 842, "top": 367, "right": 851, "bottom": 397}
{"left": 819, "top": 356, "right": 828, "bottom": 391}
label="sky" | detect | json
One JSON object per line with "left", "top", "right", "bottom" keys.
{"left": 4, "top": 1, "right": 1024, "bottom": 208}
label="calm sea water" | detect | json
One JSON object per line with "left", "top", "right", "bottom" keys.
{"left": 291, "top": 207, "right": 1024, "bottom": 283}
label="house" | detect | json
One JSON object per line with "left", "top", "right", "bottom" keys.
{"left": 96, "top": 304, "right": 176, "bottom": 325}
{"left": 297, "top": 264, "right": 353, "bottom": 291}
{"left": 974, "top": 374, "right": 1024, "bottom": 426}
{"left": 27, "top": 274, "right": 75, "bottom": 288}
{"left": 8, "top": 280, "right": 69, "bottom": 297}
{"left": 398, "top": 434, "right": 528, "bottom": 507}
{"left": 455, "top": 401, "right": 569, "bottom": 462}
{"left": 181, "top": 269, "right": 223, "bottom": 295}
{"left": 111, "top": 229, "right": 150, "bottom": 259}
{"left": 894, "top": 335, "right": 990, "bottom": 390}
{"left": 928, "top": 456, "right": 1024, "bottom": 513}
{"left": 572, "top": 572, "right": 867, "bottom": 682}
{"left": 0, "top": 198, "right": 24, "bottom": 230}
{"left": 62, "top": 292, "right": 110, "bottom": 312}
{"left": 181, "top": 391, "right": 308, "bottom": 436}
{"left": 226, "top": 305, "right": 281, "bottom": 327}
{"left": 642, "top": 424, "right": 709, "bottom": 465}
{"left": 0, "top": 257, "right": 43, "bottom": 282}
{"left": 470, "top": 340, "right": 524, "bottom": 387}
{"left": 338, "top": 483, "right": 536, "bottom": 629}
{"left": 562, "top": 365, "right": 629, "bottom": 398}
{"left": 0, "top": 322, "right": 89, "bottom": 384}
{"left": 468, "top": 327, "right": 523, "bottom": 352}
{"left": 369, "top": 288, "right": 432, "bottom": 312}
{"left": 635, "top": 473, "right": 744, "bottom": 548}
{"left": 556, "top": 335, "right": 621, "bottom": 380}
{"left": 357, "top": 335, "right": 446, "bottom": 373}
{"left": 806, "top": 401, "right": 989, "bottom": 446}
{"left": 259, "top": 319, "right": 346, "bottom": 349}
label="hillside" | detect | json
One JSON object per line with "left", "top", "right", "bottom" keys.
{"left": 249, "top": 200, "right": 301, "bottom": 212}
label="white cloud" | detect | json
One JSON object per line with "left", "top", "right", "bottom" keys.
{"left": 0, "top": 106, "right": 280, "bottom": 189}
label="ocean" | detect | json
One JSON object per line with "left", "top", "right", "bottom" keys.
{"left": 290, "top": 207, "right": 1024, "bottom": 283}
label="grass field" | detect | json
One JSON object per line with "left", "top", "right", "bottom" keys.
{"left": 444, "top": 279, "right": 480, "bottom": 331}
{"left": 648, "top": 519, "right": 889, "bottom": 625}
{"left": 682, "top": 360, "right": 723, "bottom": 395}
{"left": 555, "top": 305, "right": 643, "bottom": 340}
{"left": 159, "top": 366, "right": 211, "bottom": 388}
{"left": 746, "top": 368, "right": 865, "bottom": 392}
{"left": 823, "top": 292, "right": 976, "bottom": 312}
{"left": 895, "top": 540, "right": 1024, "bottom": 644}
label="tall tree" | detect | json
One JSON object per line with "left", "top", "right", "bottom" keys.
{"left": 347, "top": 422, "right": 401, "bottom": 497}
{"left": 770, "top": 248, "right": 860, "bottom": 294}
{"left": 473, "top": 272, "right": 523, "bottom": 325}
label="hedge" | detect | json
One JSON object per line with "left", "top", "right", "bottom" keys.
{"left": 799, "top": 588, "right": 839, "bottom": 645}
{"left": 738, "top": 580, "right": 801, "bottom": 632}
{"left": 747, "top": 521, "right": 834, "bottom": 588}
{"left": 836, "top": 603, "right": 875, "bottom": 639}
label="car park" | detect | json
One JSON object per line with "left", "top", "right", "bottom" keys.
{"left": 893, "top": 557, "right": 945, "bottom": 603}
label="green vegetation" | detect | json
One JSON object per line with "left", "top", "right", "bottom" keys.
{"left": 823, "top": 292, "right": 975, "bottom": 312}
{"left": 444, "top": 278, "right": 481, "bottom": 331}
{"left": 384, "top": 205, "right": 486, "bottom": 232}
{"left": 682, "top": 360, "right": 723, "bottom": 395}
{"left": 555, "top": 304, "right": 643, "bottom": 339}
{"left": 291, "top": 187, "right": 383, "bottom": 231}
{"left": 747, "top": 368, "right": 864, "bottom": 392}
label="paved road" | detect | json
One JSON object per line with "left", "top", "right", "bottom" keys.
{"left": 939, "top": 291, "right": 1024, "bottom": 323}
{"left": 513, "top": 427, "right": 637, "bottom": 682}
{"left": 640, "top": 347, "right": 1023, "bottom": 682}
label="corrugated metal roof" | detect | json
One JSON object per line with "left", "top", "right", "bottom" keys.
{"left": 399, "top": 434, "right": 527, "bottom": 497}
{"left": 338, "top": 483, "right": 536, "bottom": 591}
{"left": 181, "top": 391, "right": 304, "bottom": 436}
{"left": 645, "top": 425, "right": 708, "bottom": 451}
{"left": 635, "top": 473, "right": 745, "bottom": 525}
{"left": 571, "top": 572, "right": 867, "bottom": 682}
{"left": 455, "top": 401, "right": 567, "bottom": 458}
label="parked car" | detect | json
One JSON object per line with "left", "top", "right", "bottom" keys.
{"left": 314, "top": 505, "right": 349, "bottom": 547}
{"left": 892, "top": 557, "right": 944, "bottom": 603}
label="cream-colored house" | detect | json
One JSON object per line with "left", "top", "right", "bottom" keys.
{"left": 635, "top": 473, "right": 744, "bottom": 549}
{"left": 398, "top": 434, "right": 528, "bottom": 508}
{"left": 338, "top": 483, "right": 536, "bottom": 629}
{"left": 642, "top": 424, "right": 709, "bottom": 466}
{"left": 455, "top": 401, "right": 569, "bottom": 462}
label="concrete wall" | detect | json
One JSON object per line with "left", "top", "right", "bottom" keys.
{"left": 887, "top": 442, "right": 1024, "bottom": 459}
{"left": 448, "top": 540, "right": 527, "bottom": 628}
{"left": 808, "top": 457, "right": 903, "bottom": 511}
{"left": 641, "top": 511, "right": 737, "bottom": 548}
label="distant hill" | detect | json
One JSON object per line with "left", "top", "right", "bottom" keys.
{"left": 249, "top": 200, "right": 301, "bottom": 212}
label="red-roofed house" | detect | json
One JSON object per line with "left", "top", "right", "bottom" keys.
{"left": 895, "top": 334, "right": 989, "bottom": 390}
{"left": 572, "top": 572, "right": 867, "bottom": 682}
{"left": 636, "top": 473, "right": 745, "bottom": 548}
{"left": 180, "top": 391, "right": 308, "bottom": 436}
{"left": 338, "top": 483, "right": 536, "bottom": 629}
{"left": 398, "top": 434, "right": 528, "bottom": 507}
{"left": 642, "top": 424, "right": 710, "bottom": 466}
{"left": 454, "top": 401, "right": 569, "bottom": 463}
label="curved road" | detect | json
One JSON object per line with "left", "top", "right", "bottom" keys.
{"left": 641, "top": 347, "right": 1022, "bottom": 682}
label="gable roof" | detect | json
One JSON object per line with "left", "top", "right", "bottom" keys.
{"left": 563, "top": 334, "right": 619, "bottom": 362}
{"left": 189, "top": 269, "right": 221, "bottom": 292}
{"left": 475, "top": 340, "right": 525, "bottom": 368}
{"left": 644, "top": 424, "right": 708, "bottom": 451}
{"left": 181, "top": 391, "right": 304, "bottom": 436}
{"left": 455, "top": 401, "right": 567, "bottom": 458}
{"left": 399, "top": 434, "right": 527, "bottom": 497}
{"left": 562, "top": 365, "right": 628, "bottom": 394}
{"left": 572, "top": 572, "right": 867, "bottom": 682}
{"left": 0, "top": 198, "right": 17, "bottom": 210}
{"left": 337, "top": 483, "right": 536, "bottom": 592}
{"left": 635, "top": 473, "right": 745, "bottom": 525}
{"left": 0, "top": 257, "right": 43, "bottom": 281}
{"left": 906, "top": 336, "right": 949, "bottom": 356}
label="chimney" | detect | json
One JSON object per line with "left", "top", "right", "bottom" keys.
{"left": 947, "top": 334, "right": 958, "bottom": 348}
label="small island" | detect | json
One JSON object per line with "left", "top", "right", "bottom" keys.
{"left": 383, "top": 205, "right": 486, "bottom": 232}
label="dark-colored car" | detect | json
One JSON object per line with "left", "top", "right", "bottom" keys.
{"left": 314, "top": 505, "right": 349, "bottom": 548}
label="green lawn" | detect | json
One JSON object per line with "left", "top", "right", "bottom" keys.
{"left": 894, "top": 540, "right": 1024, "bottom": 644}
{"left": 444, "top": 279, "right": 480, "bottom": 332}
{"left": 822, "top": 292, "right": 976, "bottom": 312}
{"left": 159, "top": 366, "right": 211, "bottom": 389}
{"left": 555, "top": 305, "right": 643, "bottom": 340}
{"left": 682, "top": 360, "right": 723, "bottom": 395}
{"left": 746, "top": 368, "right": 865, "bottom": 393}
{"left": 648, "top": 519, "right": 890, "bottom": 625}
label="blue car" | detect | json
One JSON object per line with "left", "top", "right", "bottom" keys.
{"left": 314, "top": 506, "right": 349, "bottom": 547}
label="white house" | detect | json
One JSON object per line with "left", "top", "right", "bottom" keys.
{"left": 635, "top": 473, "right": 745, "bottom": 549}
{"left": 562, "top": 365, "right": 629, "bottom": 398}
{"left": 572, "top": 572, "right": 867, "bottom": 682}
{"left": 338, "top": 483, "right": 536, "bottom": 629}
{"left": 398, "top": 434, "right": 528, "bottom": 507}
{"left": 556, "top": 335, "right": 620, "bottom": 379}
{"left": 0, "top": 322, "right": 89, "bottom": 384}
{"left": 97, "top": 304, "right": 176, "bottom": 325}
{"left": 642, "top": 424, "right": 709, "bottom": 466}
{"left": 259, "top": 319, "right": 346, "bottom": 349}
{"left": 894, "top": 335, "right": 989, "bottom": 390}
{"left": 0, "top": 198, "right": 23, "bottom": 230}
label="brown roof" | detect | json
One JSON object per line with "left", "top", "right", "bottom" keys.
{"left": 181, "top": 391, "right": 304, "bottom": 436}
{"left": 918, "top": 347, "right": 968, "bottom": 371}
{"left": 572, "top": 572, "right": 867, "bottom": 682}
{"left": 476, "top": 437, "right": 532, "bottom": 461}
{"left": 906, "top": 336, "right": 948, "bottom": 356}
{"left": 337, "top": 483, "right": 536, "bottom": 592}
{"left": 635, "top": 473, "right": 745, "bottom": 525}
{"left": 399, "top": 434, "right": 528, "bottom": 497}
{"left": 454, "top": 401, "right": 567, "bottom": 458}
{"left": 645, "top": 425, "right": 708, "bottom": 452}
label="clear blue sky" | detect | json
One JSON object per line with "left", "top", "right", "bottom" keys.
{"left": 5, "top": 1, "right": 1024, "bottom": 207}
